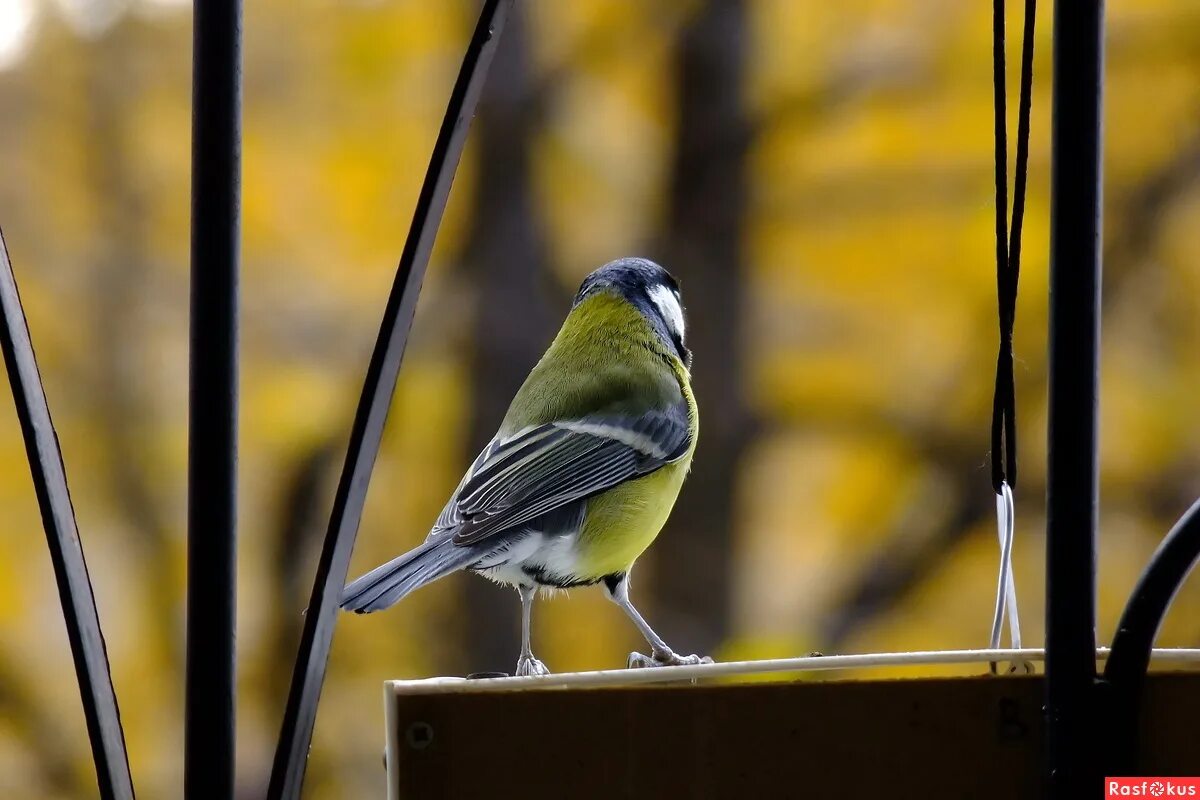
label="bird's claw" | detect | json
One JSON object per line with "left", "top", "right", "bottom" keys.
{"left": 515, "top": 656, "right": 550, "bottom": 677}
{"left": 627, "top": 650, "right": 714, "bottom": 669}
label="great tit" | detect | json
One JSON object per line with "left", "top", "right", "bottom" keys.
{"left": 340, "top": 257, "right": 707, "bottom": 676}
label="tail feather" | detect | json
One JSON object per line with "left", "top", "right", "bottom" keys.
{"left": 340, "top": 538, "right": 476, "bottom": 613}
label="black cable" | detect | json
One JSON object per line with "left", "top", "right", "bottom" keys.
{"left": 990, "top": 0, "right": 1036, "bottom": 493}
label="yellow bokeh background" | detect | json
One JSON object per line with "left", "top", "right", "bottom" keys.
{"left": 0, "top": 0, "right": 1197, "bottom": 796}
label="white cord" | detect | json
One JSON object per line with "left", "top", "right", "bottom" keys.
{"left": 989, "top": 482, "right": 1027, "bottom": 672}
{"left": 386, "top": 647, "right": 1200, "bottom": 695}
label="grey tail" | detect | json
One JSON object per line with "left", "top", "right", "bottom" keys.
{"left": 340, "top": 537, "right": 476, "bottom": 614}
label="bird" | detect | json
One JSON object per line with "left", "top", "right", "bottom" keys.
{"left": 340, "top": 256, "right": 709, "bottom": 676}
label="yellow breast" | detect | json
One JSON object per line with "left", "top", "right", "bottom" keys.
{"left": 575, "top": 459, "right": 692, "bottom": 578}
{"left": 574, "top": 366, "right": 697, "bottom": 579}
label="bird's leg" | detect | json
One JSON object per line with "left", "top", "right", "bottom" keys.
{"left": 605, "top": 573, "right": 713, "bottom": 669}
{"left": 514, "top": 584, "right": 550, "bottom": 676}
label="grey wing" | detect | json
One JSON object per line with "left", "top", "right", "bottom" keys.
{"left": 429, "top": 402, "right": 691, "bottom": 548}
{"left": 427, "top": 446, "right": 488, "bottom": 540}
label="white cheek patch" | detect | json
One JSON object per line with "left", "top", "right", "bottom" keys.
{"left": 647, "top": 284, "right": 686, "bottom": 340}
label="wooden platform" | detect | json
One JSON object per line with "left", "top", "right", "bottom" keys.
{"left": 384, "top": 671, "right": 1200, "bottom": 799}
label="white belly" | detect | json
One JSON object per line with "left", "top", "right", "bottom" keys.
{"left": 472, "top": 532, "right": 582, "bottom": 588}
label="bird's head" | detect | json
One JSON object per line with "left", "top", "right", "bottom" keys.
{"left": 573, "top": 257, "right": 691, "bottom": 368}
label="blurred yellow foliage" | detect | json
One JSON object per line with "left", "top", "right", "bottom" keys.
{"left": 0, "top": 0, "right": 1196, "bottom": 797}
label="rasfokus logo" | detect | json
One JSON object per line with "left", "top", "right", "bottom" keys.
{"left": 1107, "top": 778, "right": 1200, "bottom": 797}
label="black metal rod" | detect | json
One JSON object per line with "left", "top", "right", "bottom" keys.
{"left": 1103, "top": 498, "right": 1200, "bottom": 773}
{"left": 186, "top": 1, "right": 241, "bottom": 797}
{"left": 0, "top": 231, "right": 135, "bottom": 799}
{"left": 265, "top": 2, "right": 511, "bottom": 797}
{"left": 1045, "top": 0, "right": 1104, "bottom": 796}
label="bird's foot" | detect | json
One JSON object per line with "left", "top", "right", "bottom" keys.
{"left": 627, "top": 649, "right": 714, "bottom": 669}
{"left": 515, "top": 655, "right": 550, "bottom": 677}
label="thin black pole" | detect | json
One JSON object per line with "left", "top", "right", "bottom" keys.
{"left": 1045, "top": 0, "right": 1104, "bottom": 797}
{"left": 0, "top": 230, "right": 136, "bottom": 799}
{"left": 186, "top": 1, "right": 241, "bottom": 798}
{"left": 265, "top": 2, "right": 511, "bottom": 797}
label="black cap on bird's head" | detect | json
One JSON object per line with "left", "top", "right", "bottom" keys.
{"left": 574, "top": 257, "right": 691, "bottom": 367}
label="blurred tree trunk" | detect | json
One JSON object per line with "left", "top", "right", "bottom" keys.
{"left": 650, "top": 0, "right": 751, "bottom": 655}
{"left": 263, "top": 440, "right": 339, "bottom": 712}
{"left": 84, "top": 21, "right": 181, "bottom": 671}
{"left": 826, "top": 135, "right": 1200, "bottom": 648}
{"left": 0, "top": 655, "right": 91, "bottom": 797}
{"left": 456, "top": 4, "right": 558, "bottom": 675}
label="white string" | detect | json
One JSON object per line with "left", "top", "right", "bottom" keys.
{"left": 989, "top": 482, "right": 1027, "bottom": 671}
{"left": 387, "top": 647, "right": 1200, "bottom": 695}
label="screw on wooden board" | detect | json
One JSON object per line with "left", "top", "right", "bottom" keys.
{"left": 997, "top": 697, "right": 1029, "bottom": 742}
{"left": 405, "top": 722, "right": 434, "bottom": 751}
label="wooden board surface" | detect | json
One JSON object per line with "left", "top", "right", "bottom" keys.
{"left": 385, "top": 672, "right": 1200, "bottom": 799}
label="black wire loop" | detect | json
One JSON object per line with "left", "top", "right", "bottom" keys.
{"left": 990, "top": 0, "right": 1036, "bottom": 493}
{"left": 265, "top": 3, "right": 512, "bottom": 798}
{"left": 0, "top": 230, "right": 135, "bottom": 799}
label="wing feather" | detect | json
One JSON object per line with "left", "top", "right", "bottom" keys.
{"left": 443, "top": 404, "right": 691, "bottom": 547}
